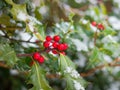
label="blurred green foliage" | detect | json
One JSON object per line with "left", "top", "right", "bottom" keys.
{"left": 0, "top": 0, "right": 120, "bottom": 90}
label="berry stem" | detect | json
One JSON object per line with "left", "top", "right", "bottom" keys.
{"left": 17, "top": 53, "right": 33, "bottom": 57}
{"left": 94, "top": 29, "right": 98, "bottom": 46}
{"left": 63, "top": 30, "right": 72, "bottom": 42}
{"left": 16, "top": 48, "right": 49, "bottom": 57}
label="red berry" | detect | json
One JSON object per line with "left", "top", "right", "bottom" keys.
{"left": 43, "top": 41, "right": 50, "bottom": 48}
{"left": 58, "top": 44, "right": 65, "bottom": 51}
{"left": 97, "top": 23, "right": 104, "bottom": 30}
{"left": 63, "top": 43, "right": 68, "bottom": 50}
{"left": 53, "top": 35, "right": 60, "bottom": 42}
{"left": 52, "top": 42, "right": 59, "bottom": 48}
{"left": 91, "top": 21, "right": 97, "bottom": 26}
{"left": 60, "top": 51, "right": 66, "bottom": 55}
{"left": 52, "top": 50, "right": 58, "bottom": 54}
{"left": 33, "top": 52, "right": 40, "bottom": 60}
{"left": 46, "top": 36, "right": 52, "bottom": 41}
{"left": 38, "top": 55, "right": 45, "bottom": 64}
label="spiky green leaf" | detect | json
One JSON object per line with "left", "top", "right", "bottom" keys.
{"left": 0, "top": 44, "right": 18, "bottom": 67}
{"left": 59, "top": 54, "right": 88, "bottom": 90}
{"left": 5, "top": 0, "right": 27, "bottom": 20}
{"left": 59, "top": 54, "right": 76, "bottom": 72}
{"left": 28, "top": 62, "right": 52, "bottom": 90}
{"left": 87, "top": 47, "right": 104, "bottom": 69}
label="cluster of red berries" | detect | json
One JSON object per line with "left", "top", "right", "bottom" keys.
{"left": 32, "top": 35, "right": 68, "bottom": 64}
{"left": 43, "top": 35, "right": 68, "bottom": 55}
{"left": 91, "top": 21, "right": 104, "bottom": 30}
{"left": 33, "top": 52, "right": 44, "bottom": 64}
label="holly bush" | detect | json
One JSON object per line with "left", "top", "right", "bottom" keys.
{"left": 0, "top": 0, "right": 120, "bottom": 90}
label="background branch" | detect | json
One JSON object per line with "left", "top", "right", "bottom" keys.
{"left": 80, "top": 58, "right": 120, "bottom": 77}
{"left": 0, "top": 35, "right": 40, "bottom": 44}
{"left": 0, "top": 26, "right": 23, "bottom": 31}
{"left": 0, "top": 57, "right": 120, "bottom": 78}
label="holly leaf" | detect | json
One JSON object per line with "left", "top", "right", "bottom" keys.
{"left": 5, "top": 0, "right": 45, "bottom": 41}
{"left": 59, "top": 54, "right": 88, "bottom": 89}
{"left": 65, "top": 76, "right": 87, "bottom": 90}
{"left": 93, "top": 7, "right": 100, "bottom": 16}
{"left": 103, "top": 43, "right": 120, "bottom": 57}
{"left": 28, "top": 61, "right": 52, "bottom": 90}
{"left": 100, "top": 3, "right": 107, "bottom": 15}
{"left": 59, "top": 54, "right": 76, "bottom": 73}
{"left": 35, "top": 24, "right": 45, "bottom": 40}
{"left": 0, "top": 43, "right": 18, "bottom": 67}
{"left": 0, "top": 14, "right": 15, "bottom": 26}
{"left": 87, "top": 47, "right": 104, "bottom": 69}
{"left": 5, "top": 0, "right": 27, "bottom": 20}
{"left": 102, "top": 27, "right": 116, "bottom": 36}
{"left": 65, "top": 77, "right": 75, "bottom": 90}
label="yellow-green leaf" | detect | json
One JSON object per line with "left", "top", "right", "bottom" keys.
{"left": 5, "top": 0, "right": 27, "bottom": 20}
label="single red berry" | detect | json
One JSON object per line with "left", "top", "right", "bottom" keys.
{"left": 63, "top": 43, "right": 68, "bottom": 50}
{"left": 33, "top": 52, "right": 40, "bottom": 60}
{"left": 43, "top": 41, "right": 50, "bottom": 48}
{"left": 52, "top": 42, "right": 59, "bottom": 48}
{"left": 60, "top": 51, "right": 66, "bottom": 55}
{"left": 46, "top": 36, "right": 52, "bottom": 41}
{"left": 53, "top": 35, "right": 60, "bottom": 42}
{"left": 97, "top": 23, "right": 104, "bottom": 30}
{"left": 52, "top": 50, "right": 58, "bottom": 54}
{"left": 91, "top": 21, "right": 97, "bottom": 26}
{"left": 38, "top": 55, "right": 45, "bottom": 64}
{"left": 58, "top": 44, "right": 65, "bottom": 51}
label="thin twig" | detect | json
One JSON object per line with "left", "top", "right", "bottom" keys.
{"left": 0, "top": 62, "right": 9, "bottom": 68}
{"left": 80, "top": 58, "right": 120, "bottom": 77}
{"left": 0, "top": 26, "right": 23, "bottom": 31}
{"left": 16, "top": 49, "right": 47, "bottom": 57}
{"left": 27, "top": 35, "right": 33, "bottom": 42}
{"left": 17, "top": 53, "right": 33, "bottom": 57}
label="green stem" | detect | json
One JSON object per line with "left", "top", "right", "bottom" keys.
{"left": 94, "top": 29, "right": 98, "bottom": 46}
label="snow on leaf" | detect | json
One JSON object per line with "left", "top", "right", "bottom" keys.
{"left": 59, "top": 54, "right": 88, "bottom": 90}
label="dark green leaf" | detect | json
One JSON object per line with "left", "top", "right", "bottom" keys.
{"left": 28, "top": 61, "right": 52, "bottom": 90}
{"left": 87, "top": 47, "right": 104, "bottom": 69}
{"left": 59, "top": 54, "right": 76, "bottom": 72}
{"left": 59, "top": 54, "right": 88, "bottom": 89}
{"left": 0, "top": 44, "right": 18, "bottom": 67}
